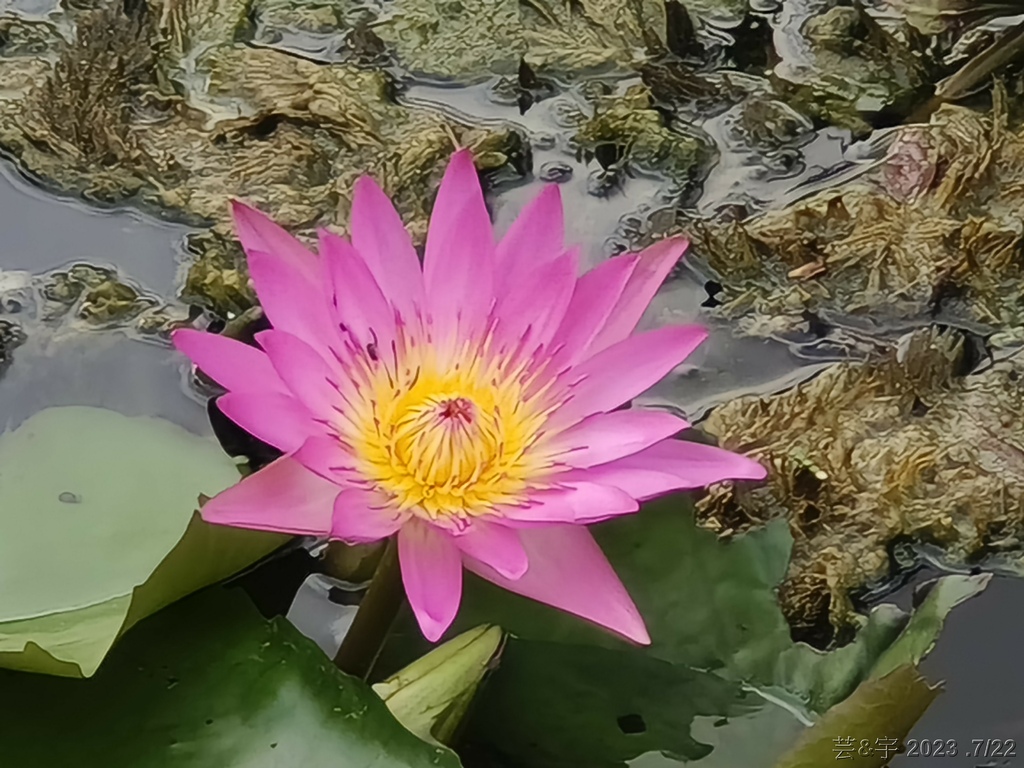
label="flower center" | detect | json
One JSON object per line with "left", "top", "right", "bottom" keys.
{"left": 391, "top": 395, "right": 498, "bottom": 492}
{"left": 344, "top": 345, "right": 554, "bottom": 519}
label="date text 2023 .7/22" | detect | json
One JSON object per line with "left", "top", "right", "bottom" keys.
{"left": 833, "top": 737, "right": 1017, "bottom": 760}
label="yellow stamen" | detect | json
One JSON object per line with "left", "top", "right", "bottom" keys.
{"left": 342, "top": 341, "right": 552, "bottom": 519}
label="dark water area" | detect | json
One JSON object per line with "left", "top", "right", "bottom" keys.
{"left": 893, "top": 576, "right": 1024, "bottom": 768}
{"left": 0, "top": 158, "right": 194, "bottom": 295}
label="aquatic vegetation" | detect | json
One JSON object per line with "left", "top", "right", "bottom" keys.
{"left": 701, "top": 328, "right": 1024, "bottom": 640}
{"left": 0, "top": 0, "right": 526, "bottom": 318}
{"left": 575, "top": 85, "right": 718, "bottom": 183}
{"left": 772, "top": 2, "right": 931, "bottom": 134}
{"left": 0, "top": 589, "right": 462, "bottom": 767}
{"left": 0, "top": 318, "right": 25, "bottom": 372}
{"left": 3, "top": 0, "right": 1021, "bottom": 761}
{"left": 0, "top": 406, "right": 283, "bottom": 677}
{"left": 174, "top": 149, "right": 765, "bottom": 641}
{"left": 689, "top": 97, "right": 1024, "bottom": 344}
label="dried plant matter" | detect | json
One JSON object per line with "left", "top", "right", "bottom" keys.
{"left": 700, "top": 328, "right": 1024, "bottom": 644}
{"left": 691, "top": 95, "right": 1024, "bottom": 345}
{"left": 25, "top": 5, "right": 156, "bottom": 165}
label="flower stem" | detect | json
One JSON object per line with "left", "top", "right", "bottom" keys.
{"left": 333, "top": 537, "right": 403, "bottom": 679}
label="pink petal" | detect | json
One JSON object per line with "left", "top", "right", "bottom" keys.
{"left": 495, "top": 184, "right": 565, "bottom": 289}
{"left": 548, "top": 254, "right": 637, "bottom": 368}
{"left": 398, "top": 520, "right": 463, "bottom": 642}
{"left": 452, "top": 519, "right": 528, "bottom": 580}
{"left": 498, "top": 481, "right": 638, "bottom": 525}
{"left": 587, "top": 237, "right": 689, "bottom": 356}
{"left": 550, "top": 325, "right": 708, "bottom": 429}
{"left": 247, "top": 250, "right": 343, "bottom": 358}
{"left": 292, "top": 435, "right": 360, "bottom": 485}
{"left": 603, "top": 439, "right": 767, "bottom": 488}
{"left": 349, "top": 176, "right": 425, "bottom": 321}
{"left": 172, "top": 328, "right": 288, "bottom": 395}
{"left": 232, "top": 202, "right": 319, "bottom": 281}
{"left": 422, "top": 150, "right": 495, "bottom": 341}
{"left": 492, "top": 247, "right": 579, "bottom": 354}
{"left": 331, "top": 487, "right": 407, "bottom": 543}
{"left": 543, "top": 409, "right": 689, "bottom": 468}
{"left": 464, "top": 524, "right": 649, "bottom": 644}
{"left": 319, "top": 230, "right": 396, "bottom": 351}
{"left": 561, "top": 465, "right": 689, "bottom": 502}
{"left": 255, "top": 330, "right": 342, "bottom": 416}
{"left": 217, "top": 391, "right": 315, "bottom": 453}
{"left": 201, "top": 456, "right": 336, "bottom": 535}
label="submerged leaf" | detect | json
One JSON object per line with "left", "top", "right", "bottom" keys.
{"left": 774, "top": 665, "right": 940, "bottom": 768}
{"left": 0, "top": 406, "right": 285, "bottom": 677}
{"left": 0, "top": 587, "right": 460, "bottom": 768}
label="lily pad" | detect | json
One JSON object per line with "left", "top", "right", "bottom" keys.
{"left": 870, "top": 573, "right": 991, "bottom": 679}
{"left": 370, "top": 494, "right": 985, "bottom": 766}
{"left": 463, "top": 638, "right": 762, "bottom": 768}
{"left": 0, "top": 587, "right": 460, "bottom": 768}
{"left": 390, "top": 495, "right": 985, "bottom": 702}
{"left": 444, "top": 496, "right": 797, "bottom": 682}
{"left": 0, "top": 406, "right": 286, "bottom": 677}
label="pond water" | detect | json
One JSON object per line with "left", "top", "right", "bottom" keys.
{"left": 2, "top": 0, "right": 1023, "bottom": 764}
{"left": 891, "top": 575, "right": 1024, "bottom": 768}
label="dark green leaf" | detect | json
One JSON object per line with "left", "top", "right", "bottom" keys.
{"left": 0, "top": 587, "right": 460, "bottom": 768}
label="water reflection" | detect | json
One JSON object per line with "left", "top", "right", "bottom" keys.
{"left": 0, "top": 158, "right": 195, "bottom": 296}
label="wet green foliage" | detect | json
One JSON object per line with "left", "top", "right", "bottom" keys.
{"left": 0, "top": 407, "right": 284, "bottom": 676}
{"left": 375, "top": 496, "right": 983, "bottom": 766}
{"left": 0, "top": 588, "right": 459, "bottom": 768}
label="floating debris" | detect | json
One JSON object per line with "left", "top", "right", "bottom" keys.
{"left": 699, "top": 328, "right": 1024, "bottom": 644}
{"left": 687, "top": 94, "right": 1024, "bottom": 346}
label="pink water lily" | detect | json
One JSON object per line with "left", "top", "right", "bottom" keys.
{"left": 173, "top": 150, "right": 766, "bottom": 643}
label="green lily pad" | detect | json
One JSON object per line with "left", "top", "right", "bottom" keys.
{"left": 464, "top": 638, "right": 762, "bottom": 767}
{"left": 870, "top": 573, "right": 991, "bottom": 679}
{"left": 437, "top": 496, "right": 803, "bottom": 684}
{"left": 373, "top": 495, "right": 984, "bottom": 766}
{"left": 774, "top": 665, "right": 940, "bottom": 768}
{"left": 0, "top": 406, "right": 286, "bottom": 677}
{"left": 448, "top": 496, "right": 983, "bottom": 703}
{"left": 0, "top": 587, "right": 460, "bottom": 768}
